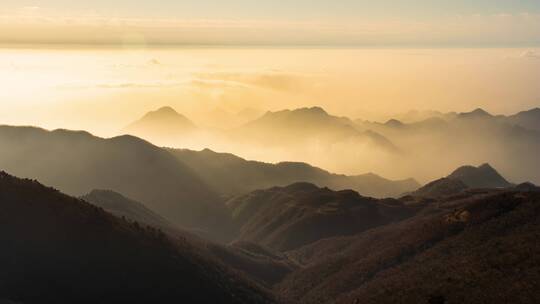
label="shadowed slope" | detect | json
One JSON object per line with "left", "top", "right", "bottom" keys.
{"left": 169, "top": 148, "right": 419, "bottom": 198}
{"left": 81, "top": 189, "right": 182, "bottom": 236}
{"left": 506, "top": 108, "right": 540, "bottom": 132}
{"left": 279, "top": 190, "right": 540, "bottom": 304}
{"left": 227, "top": 183, "right": 417, "bottom": 251}
{"left": 233, "top": 107, "right": 400, "bottom": 153}
{"left": 124, "top": 106, "right": 197, "bottom": 138}
{"left": 448, "top": 163, "right": 512, "bottom": 189}
{"left": 82, "top": 189, "right": 296, "bottom": 288}
{"left": 409, "top": 177, "right": 469, "bottom": 198}
{"left": 355, "top": 108, "right": 540, "bottom": 185}
{"left": 0, "top": 125, "right": 233, "bottom": 241}
{"left": 0, "top": 171, "right": 273, "bottom": 304}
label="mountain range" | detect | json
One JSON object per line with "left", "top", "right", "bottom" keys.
{"left": 122, "top": 106, "right": 404, "bottom": 177}
{"left": 123, "top": 106, "right": 540, "bottom": 185}
{"left": 0, "top": 171, "right": 274, "bottom": 304}
{"left": 124, "top": 106, "right": 198, "bottom": 141}
{"left": 227, "top": 182, "right": 417, "bottom": 251}
{"left": 80, "top": 188, "right": 298, "bottom": 287}
{"left": 410, "top": 163, "right": 512, "bottom": 199}
{"left": 356, "top": 107, "right": 540, "bottom": 184}
{"left": 0, "top": 125, "right": 233, "bottom": 242}
{"left": 1, "top": 146, "right": 540, "bottom": 302}
{"left": 232, "top": 107, "right": 398, "bottom": 152}
{"left": 0, "top": 124, "right": 420, "bottom": 243}
{"left": 169, "top": 148, "right": 419, "bottom": 198}
{"left": 2, "top": 104, "right": 540, "bottom": 303}
{"left": 279, "top": 188, "right": 540, "bottom": 303}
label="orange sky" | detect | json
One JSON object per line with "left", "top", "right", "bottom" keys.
{"left": 0, "top": 47, "right": 539, "bottom": 137}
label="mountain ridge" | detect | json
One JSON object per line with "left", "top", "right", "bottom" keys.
{"left": 226, "top": 182, "right": 417, "bottom": 251}
{"left": 448, "top": 163, "right": 512, "bottom": 189}
{"left": 0, "top": 125, "right": 234, "bottom": 242}
{"left": 169, "top": 148, "right": 419, "bottom": 198}
{"left": 0, "top": 171, "right": 274, "bottom": 304}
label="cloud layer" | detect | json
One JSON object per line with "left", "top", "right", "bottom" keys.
{"left": 1, "top": 10, "right": 539, "bottom": 46}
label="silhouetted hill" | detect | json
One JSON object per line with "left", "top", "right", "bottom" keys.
{"left": 406, "top": 163, "right": 512, "bottom": 199}
{"left": 0, "top": 171, "right": 273, "bottom": 304}
{"left": 457, "top": 108, "right": 493, "bottom": 120}
{"left": 354, "top": 108, "right": 540, "bottom": 185}
{"left": 244, "top": 107, "right": 354, "bottom": 138}
{"left": 80, "top": 188, "right": 296, "bottom": 287}
{"left": 384, "top": 119, "right": 405, "bottom": 128}
{"left": 514, "top": 182, "right": 540, "bottom": 192}
{"left": 81, "top": 189, "right": 182, "bottom": 236}
{"left": 0, "top": 125, "right": 234, "bottom": 242}
{"left": 279, "top": 189, "right": 540, "bottom": 304}
{"left": 233, "top": 107, "right": 399, "bottom": 153}
{"left": 124, "top": 106, "right": 197, "bottom": 135}
{"left": 226, "top": 183, "right": 417, "bottom": 251}
{"left": 507, "top": 108, "right": 540, "bottom": 132}
{"left": 81, "top": 188, "right": 297, "bottom": 288}
{"left": 460, "top": 107, "right": 540, "bottom": 133}
{"left": 169, "top": 148, "right": 419, "bottom": 198}
{"left": 448, "top": 163, "right": 512, "bottom": 189}
{"left": 409, "top": 177, "right": 469, "bottom": 198}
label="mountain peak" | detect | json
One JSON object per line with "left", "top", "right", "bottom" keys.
{"left": 136, "top": 106, "right": 194, "bottom": 124}
{"left": 124, "top": 106, "right": 196, "bottom": 136}
{"left": 264, "top": 106, "right": 329, "bottom": 117}
{"left": 411, "top": 177, "right": 468, "bottom": 198}
{"left": 448, "top": 163, "right": 511, "bottom": 189}
{"left": 297, "top": 106, "right": 328, "bottom": 115}
{"left": 283, "top": 182, "right": 321, "bottom": 192}
{"left": 514, "top": 107, "right": 540, "bottom": 117}
{"left": 147, "top": 106, "right": 181, "bottom": 117}
{"left": 459, "top": 108, "right": 492, "bottom": 119}
{"left": 478, "top": 163, "right": 496, "bottom": 171}
{"left": 385, "top": 119, "right": 405, "bottom": 127}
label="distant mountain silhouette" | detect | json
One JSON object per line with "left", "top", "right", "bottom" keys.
{"left": 507, "top": 107, "right": 540, "bottom": 132}
{"left": 407, "top": 163, "right": 512, "bottom": 198}
{"left": 123, "top": 106, "right": 198, "bottom": 144}
{"left": 169, "top": 148, "right": 419, "bottom": 198}
{"left": 227, "top": 183, "right": 417, "bottom": 251}
{"left": 448, "top": 163, "right": 512, "bottom": 189}
{"left": 0, "top": 125, "right": 233, "bottom": 242}
{"left": 0, "top": 171, "right": 273, "bottom": 304}
{"left": 384, "top": 119, "right": 405, "bottom": 128}
{"left": 514, "top": 182, "right": 540, "bottom": 192}
{"left": 280, "top": 189, "right": 540, "bottom": 304}
{"left": 457, "top": 108, "right": 493, "bottom": 120}
{"left": 409, "top": 177, "right": 469, "bottom": 198}
{"left": 233, "top": 107, "right": 400, "bottom": 153}
{"left": 382, "top": 109, "right": 455, "bottom": 124}
{"left": 354, "top": 108, "right": 540, "bottom": 184}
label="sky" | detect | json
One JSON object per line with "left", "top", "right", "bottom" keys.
{"left": 1, "top": 1, "right": 540, "bottom": 46}
{"left": 0, "top": 1, "right": 539, "bottom": 178}
{"left": 1, "top": 47, "right": 539, "bottom": 137}
{"left": 0, "top": 1, "right": 539, "bottom": 137}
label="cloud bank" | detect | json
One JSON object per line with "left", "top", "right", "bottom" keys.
{"left": 1, "top": 10, "right": 539, "bottom": 46}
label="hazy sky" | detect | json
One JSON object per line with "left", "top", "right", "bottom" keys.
{"left": 0, "top": 2, "right": 539, "bottom": 179}
{"left": 1, "top": 47, "right": 539, "bottom": 137}
{"left": 1, "top": 2, "right": 540, "bottom": 138}
{"left": 1, "top": 1, "right": 540, "bottom": 45}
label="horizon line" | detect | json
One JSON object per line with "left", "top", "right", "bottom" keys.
{"left": 1, "top": 42, "right": 540, "bottom": 50}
